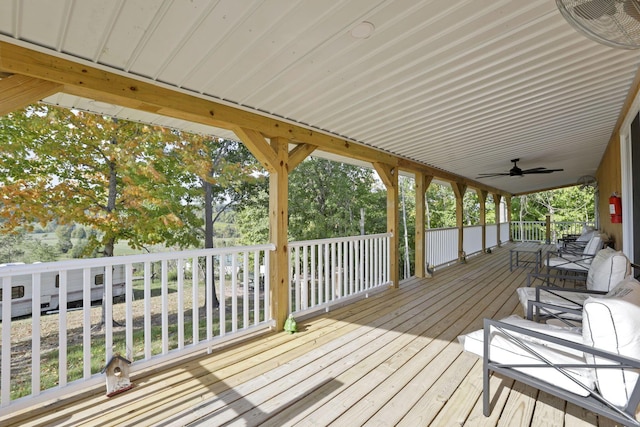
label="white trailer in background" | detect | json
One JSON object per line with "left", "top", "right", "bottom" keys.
{"left": 0, "top": 263, "right": 126, "bottom": 320}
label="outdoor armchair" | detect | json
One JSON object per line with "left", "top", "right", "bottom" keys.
{"left": 516, "top": 247, "right": 631, "bottom": 322}
{"left": 543, "top": 233, "right": 604, "bottom": 278}
{"left": 459, "top": 277, "right": 640, "bottom": 426}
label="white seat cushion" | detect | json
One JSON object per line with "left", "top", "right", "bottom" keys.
{"left": 583, "top": 278, "right": 640, "bottom": 407}
{"left": 516, "top": 287, "right": 588, "bottom": 320}
{"left": 544, "top": 257, "right": 591, "bottom": 271}
{"left": 459, "top": 315, "right": 594, "bottom": 396}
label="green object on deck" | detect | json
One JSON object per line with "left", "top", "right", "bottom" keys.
{"left": 284, "top": 314, "right": 297, "bottom": 334}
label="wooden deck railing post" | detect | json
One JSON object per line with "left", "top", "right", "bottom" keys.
{"left": 477, "top": 189, "right": 487, "bottom": 253}
{"left": 493, "top": 193, "right": 502, "bottom": 246}
{"left": 415, "top": 173, "right": 433, "bottom": 277}
{"left": 545, "top": 214, "right": 552, "bottom": 244}
{"left": 234, "top": 129, "right": 305, "bottom": 331}
{"left": 452, "top": 182, "right": 467, "bottom": 263}
{"left": 374, "top": 162, "right": 399, "bottom": 287}
{"left": 506, "top": 196, "right": 513, "bottom": 243}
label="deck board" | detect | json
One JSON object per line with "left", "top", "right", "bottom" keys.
{"left": 2, "top": 242, "right": 627, "bottom": 427}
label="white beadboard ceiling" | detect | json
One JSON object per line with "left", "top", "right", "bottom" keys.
{"left": 1, "top": 0, "right": 639, "bottom": 195}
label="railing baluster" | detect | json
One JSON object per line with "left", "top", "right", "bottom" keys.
{"left": 32, "top": 273, "right": 41, "bottom": 395}
{"left": 58, "top": 270, "right": 68, "bottom": 387}
{"left": 1, "top": 277, "right": 11, "bottom": 407}
{"left": 219, "top": 255, "right": 226, "bottom": 337}
{"left": 192, "top": 257, "right": 199, "bottom": 344}
{"left": 125, "top": 263, "right": 134, "bottom": 359}
{"left": 82, "top": 269, "right": 91, "bottom": 379}
{"left": 177, "top": 259, "right": 184, "bottom": 350}
{"left": 144, "top": 261, "right": 152, "bottom": 360}
{"left": 253, "top": 251, "right": 259, "bottom": 325}
{"left": 243, "top": 252, "right": 249, "bottom": 329}
{"left": 206, "top": 255, "right": 213, "bottom": 346}
{"left": 161, "top": 259, "right": 169, "bottom": 355}
{"left": 231, "top": 254, "right": 238, "bottom": 333}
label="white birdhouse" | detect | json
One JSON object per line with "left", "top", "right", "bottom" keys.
{"left": 103, "top": 355, "right": 134, "bottom": 397}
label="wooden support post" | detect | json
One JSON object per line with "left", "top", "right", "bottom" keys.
{"left": 545, "top": 214, "right": 552, "bottom": 244}
{"left": 452, "top": 182, "right": 467, "bottom": 263}
{"left": 477, "top": 189, "right": 487, "bottom": 253}
{"left": 234, "top": 128, "right": 297, "bottom": 331}
{"left": 493, "top": 193, "right": 502, "bottom": 247}
{"left": 268, "top": 137, "right": 290, "bottom": 330}
{"left": 415, "top": 173, "right": 433, "bottom": 278}
{"left": 374, "top": 162, "right": 399, "bottom": 288}
{"left": 505, "top": 196, "right": 513, "bottom": 243}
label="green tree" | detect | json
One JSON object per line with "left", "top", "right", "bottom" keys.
{"left": 56, "top": 224, "right": 74, "bottom": 254}
{"left": 512, "top": 187, "right": 595, "bottom": 223}
{"left": 0, "top": 105, "right": 188, "bottom": 256}
{"left": 426, "top": 183, "right": 456, "bottom": 228}
{"left": 0, "top": 230, "right": 26, "bottom": 263}
{"left": 288, "top": 158, "right": 386, "bottom": 241}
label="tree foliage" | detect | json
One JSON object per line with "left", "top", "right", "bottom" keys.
{"left": 0, "top": 105, "right": 263, "bottom": 258}
{"left": 511, "top": 186, "right": 595, "bottom": 223}
{"left": 288, "top": 158, "right": 386, "bottom": 240}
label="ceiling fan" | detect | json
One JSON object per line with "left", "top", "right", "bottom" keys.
{"left": 556, "top": 0, "right": 640, "bottom": 50}
{"left": 476, "top": 159, "right": 564, "bottom": 178}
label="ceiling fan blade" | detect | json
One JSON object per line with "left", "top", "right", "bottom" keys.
{"left": 476, "top": 173, "right": 510, "bottom": 178}
{"left": 522, "top": 168, "right": 564, "bottom": 174}
{"left": 519, "top": 167, "right": 547, "bottom": 173}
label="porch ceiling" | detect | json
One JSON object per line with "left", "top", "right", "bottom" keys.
{"left": 1, "top": 1, "right": 640, "bottom": 195}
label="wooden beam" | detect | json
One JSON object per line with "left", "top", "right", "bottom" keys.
{"left": 415, "top": 173, "right": 433, "bottom": 277}
{"left": 268, "top": 137, "right": 290, "bottom": 331}
{"left": 288, "top": 143, "right": 317, "bottom": 170}
{"left": 373, "top": 162, "right": 399, "bottom": 287}
{"left": 233, "top": 127, "right": 278, "bottom": 173}
{"left": 0, "top": 42, "right": 513, "bottom": 198}
{"left": 397, "top": 158, "right": 510, "bottom": 199}
{"left": 0, "top": 42, "right": 397, "bottom": 165}
{"left": 0, "top": 74, "right": 62, "bottom": 116}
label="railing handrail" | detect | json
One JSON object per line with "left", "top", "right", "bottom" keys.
{"left": 0, "top": 243, "right": 276, "bottom": 276}
{"left": 288, "top": 232, "right": 392, "bottom": 248}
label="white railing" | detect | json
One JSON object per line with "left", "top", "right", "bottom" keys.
{"left": 486, "top": 224, "right": 498, "bottom": 248}
{"left": 500, "top": 222, "right": 510, "bottom": 244}
{"left": 510, "top": 221, "right": 593, "bottom": 243}
{"left": 425, "top": 227, "right": 458, "bottom": 268}
{"left": 288, "top": 233, "right": 391, "bottom": 316}
{"left": 462, "top": 225, "right": 483, "bottom": 257}
{"left": 0, "top": 244, "right": 274, "bottom": 413}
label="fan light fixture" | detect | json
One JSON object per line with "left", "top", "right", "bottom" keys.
{"left": 556, "top": 0, "right": 640, "bottom": 49}
{"left": 476, "top": 159, "right": 564, "bottom": 179}
{"left": 350, "top": 22, "right": 375, "bottom": 39}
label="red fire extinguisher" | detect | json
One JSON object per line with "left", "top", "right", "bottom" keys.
{"left": 609, "top": 193, "right": 622, "bottom": 224}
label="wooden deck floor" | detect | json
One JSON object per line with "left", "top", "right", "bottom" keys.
{"left": 1, "top": 243, "right": 622, "bottom": 426}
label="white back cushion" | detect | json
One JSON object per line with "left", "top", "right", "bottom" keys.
{"left": 577, "top": 226, "right": 595, "bottom": 242}
{"left": 459, "top": 315, "right": 594, "bottom": 396}
{"left": 586, "top": 248, "right": 631, "bottom": 292}
{"left": 582, "top": 278, "right": 640, "bottom": 407}
{"left": 582, "top": 235, "right": 602, "bottom": 257}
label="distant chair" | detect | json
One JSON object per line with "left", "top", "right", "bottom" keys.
{"left": 543, "top": 233, "right": 604, "bottom": 280}
{"left": 516, "top": 248, "right": 631, "bottom": 323}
